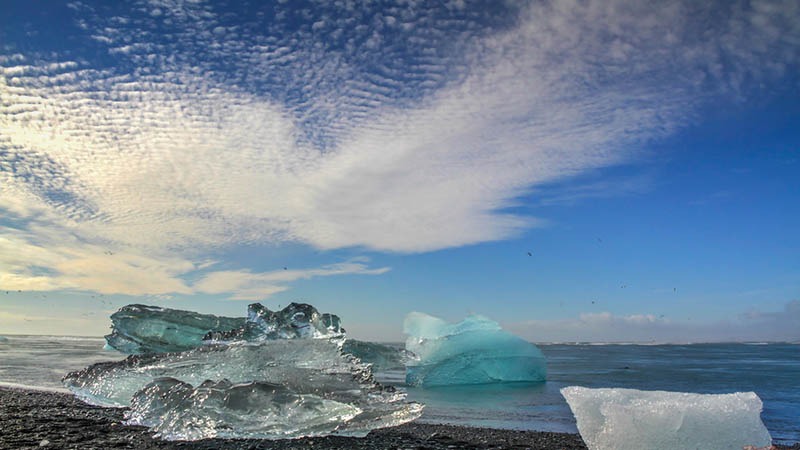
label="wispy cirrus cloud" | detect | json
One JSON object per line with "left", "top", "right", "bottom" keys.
{"left": 1, "top": 0, "right": 799, "bottom": 295}
{"left": 194, "top": 262, "right": 390, "bottom": 301}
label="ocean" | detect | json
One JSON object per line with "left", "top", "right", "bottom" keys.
{"left": 1, "top": 335, "right": 798, "bottom": 445}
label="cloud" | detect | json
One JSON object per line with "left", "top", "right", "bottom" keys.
{"left": 740, "top": 299, "right": 800, "bottom": 329}
{"left": 193, "top": 262, "right": 390, "bottom": 300}
{"left": 1, "top": 0, "right": 799, "bottom": 293}
{"left": 508, "top": 300, "right": 800, "bottom": 343}
{"left": 0, "top": 201, "right": 388, "bottom": 297}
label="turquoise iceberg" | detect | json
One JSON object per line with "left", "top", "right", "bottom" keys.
{"left": 403, "top": 312, "right": 546, "bottom": 387}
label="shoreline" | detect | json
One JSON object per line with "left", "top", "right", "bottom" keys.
{"left": 3, "top": 386, "right": 798, "bottom": 450}
{"left": 0, "top": 386, "right": 589, "bottom": 450}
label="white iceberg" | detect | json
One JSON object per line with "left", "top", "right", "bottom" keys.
{"left": 561, "top": 386, "right": 772, "bottom": 450}
{"left": 404, "top": 312, "right": 546, "bottom": 387}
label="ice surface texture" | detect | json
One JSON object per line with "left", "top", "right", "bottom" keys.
{"left": 561, "top": 386, "right": 772, "bottom": 450}
{"left": 105, "top": 302, "right": 346, "bottom": 354}
{"left": 64, "top": 339, "right": 422, "bottom": 440}
{"left": 104, "top": 302, "right": 403, "bottom": 371}
{"left": 204, "top": 302, "right": 346, "bottom": 342}
{"left": 70, "top": 303, "right": 421, "bottom": 440}
{"left": 104, "top": 304, "right": 246, "bottom": 354}
{"left": 403, "top": 312, "right": 546, "bottom": 386}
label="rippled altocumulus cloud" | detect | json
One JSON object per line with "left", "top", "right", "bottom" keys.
{"left": 1, "top": 0, "right": 798, "bottom": 295}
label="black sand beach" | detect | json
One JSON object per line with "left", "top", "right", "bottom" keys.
{"left": 4, "top": 386, "right": 798, "bottom": 450}
{"left": 0, "top": 386, "right": 590, "bottom": 450}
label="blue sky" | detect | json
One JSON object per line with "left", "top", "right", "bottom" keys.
{"left": 1, "top": 0, "right": 798, "bottom": 342}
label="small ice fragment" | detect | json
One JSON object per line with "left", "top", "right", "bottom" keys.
{"left": 404, "top": 312, "right": 546, "bottom": 386}
{"left": 561, "top": 386, "right": 772, "bottom": 450}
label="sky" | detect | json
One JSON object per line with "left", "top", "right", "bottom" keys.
{"left": 1, "top": 0, "right": 798, "bottom": 343}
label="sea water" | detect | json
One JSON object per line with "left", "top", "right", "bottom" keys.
{"left": 0, "top": 336, "right": 797, "bottom": 445}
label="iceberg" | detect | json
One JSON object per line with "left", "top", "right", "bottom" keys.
{"left": 104, "top": 304, "right": 246, "bottom": 354}
{"left": 64, "top": 339, "right": 422, "bottom": 439}
{"left": 561, "top": 386, "right": 772, "bottom": 450}
{"left": 403, "top": 312, "right": 546, "bottom": 387}
{"left": 104, "top": 302, "right": 406, "bottom": 372}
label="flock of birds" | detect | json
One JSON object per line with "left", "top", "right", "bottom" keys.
{"left": 523, "top": 237, "right": 679, "bottom": 319}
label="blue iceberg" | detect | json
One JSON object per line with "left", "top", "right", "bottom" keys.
{"left": 403, "top": 312, "right": 546, "bottom": 387}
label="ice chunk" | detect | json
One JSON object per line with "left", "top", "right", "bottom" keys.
{"left": 203, "top": 302, "right": 345, "bottom": 342}
{"left": 104, "top": 304, "right": 245, "bottom": 354}
{"left": 63, "top": 339, "right": 422, "bottom": 439}
{"left": 104, "top": 301, "right": 405, "bottom": 370}
{"left": 105, "top": 302, "right": 347, "bottom": 354}
{"left": 403, "top": 312, "right": 546, "bottom": 387}
{"left": 561, "top": 386, "right": 772, "bottom": 450}
{"left": 127, "top": 378, "right": 362, "bottom": 440}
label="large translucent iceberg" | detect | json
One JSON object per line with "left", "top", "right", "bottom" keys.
{"left": 103, "top": 302, "right": 405, "bottom": 371}
{"left": 561, "top": 386, "right": 772, "bottom": 450}
{"left": 64, "top": 339, "right": 422, "bottom": 440}
{"left": 403, "top": 312, "right": 546, "bottom": 387}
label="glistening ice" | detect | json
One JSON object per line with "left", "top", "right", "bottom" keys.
{"left": 561, "top": 386, "right": 772, "bottom": 450}
{"left": 104, "top": 301, "right": 407, "bottom": 369}
{"left": 64, "top": 303, "right": 422, "bottom": 440}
